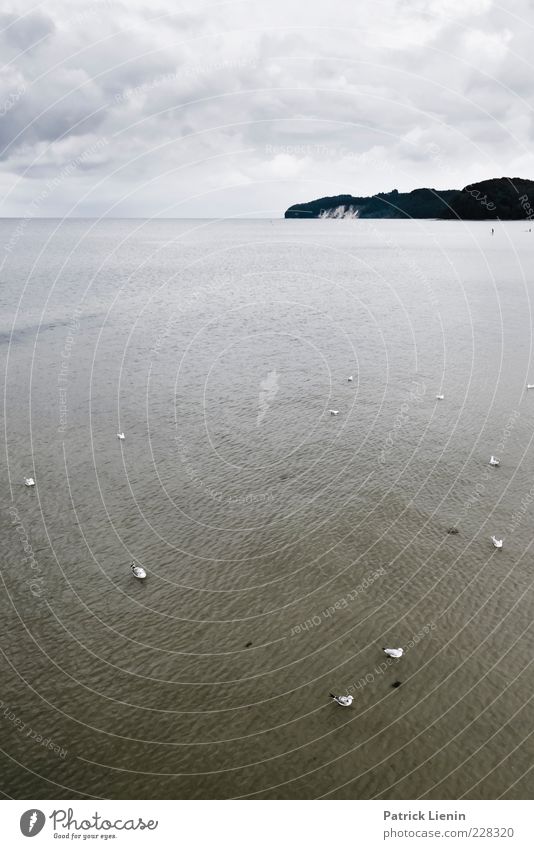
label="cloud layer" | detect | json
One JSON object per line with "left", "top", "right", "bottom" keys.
{"left": 1, "top": 0, "right": 533, "bottom": 217}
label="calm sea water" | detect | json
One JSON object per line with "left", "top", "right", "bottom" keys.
{"left": 1, "top": 218, "right": 534, "bottom": 799}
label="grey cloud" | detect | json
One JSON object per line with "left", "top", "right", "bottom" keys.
{"left": 0, "top": 0, "right": 532, "bottom": 217}
{"left": 0, "top": 10, "right": 55, "bottom": 51}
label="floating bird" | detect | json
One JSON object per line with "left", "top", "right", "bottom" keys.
{"left": 383, "top": 647, "right": 403, "bottom": 658}
{"left": 391, "top": 681, "right": 402, "bottom": 689}
{"left": 491, "top": 536, "right": 503, "bottom": 549}
{"left": 330, "top": 693, "right": 353, "bottom": 707}
{"left": 347, "top": 376, "right": 353, "bottom": 382}
{"left": 24, "top": 478, "right": 35, "bottom": 487}
{"left": 117, "top": 432, "right": 125, "bottom": 440}
{"left": 130, "top": 562, "right": 146, "bottom": 579}
{"left": 489, "top": 456, "right": 500, "bottom": 466}
{"left": 527, "top": 384, "right": 534, "bottom": 390}
{"left": 328, "top": 410, "right": 339, "bottom": 416}
{"left": 436, "top": 394, "right": 444, "bottom": 400}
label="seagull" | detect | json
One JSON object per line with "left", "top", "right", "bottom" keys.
{"left": 24, "top": 478, "right": 35, "bottom": 487}
{"left": 489, "top": 456, "right": 500, "bottom": 466}
{"left": 347, "top": 376, "right": 353, "bottom": 382}
{"left": 130, "top": 562, "right": 147, "bottom": 579}
{"left": 383, "top": 647, "right": 403, "bottom": 658}
{"left": 436, "top": 394, "right": 444, "bottom": 401}
{"left": 527, "top": 384, "right": 534, "bottom": 390}
{"left": 491, "top": 535, "right": 503, "bottom": 549}
{"left": 330, "top": 693, "right": 353, "bottom": 707}
{"left": 117, "top": 432, "right": 125, "bottom": 440}
{"left": 328, "top": 410, "right": 339, "bottom": 416}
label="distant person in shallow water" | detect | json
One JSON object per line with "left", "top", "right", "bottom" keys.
{"left": 491, "top": 227, "right": 494, "bottom": 235}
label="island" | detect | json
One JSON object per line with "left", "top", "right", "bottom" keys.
{"left": 284, "top": 177, "right": 534, "bottom": 220}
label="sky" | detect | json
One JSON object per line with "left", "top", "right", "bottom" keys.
{"left": 0, "top": 0, "right": 533, "bottom": 217}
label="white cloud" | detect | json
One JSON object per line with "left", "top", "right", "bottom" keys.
{"left": 0, "top": 0, "right": 531, "bottom": 216}
{"left": 462, "top": 28, "right": 513, "bottom": 64}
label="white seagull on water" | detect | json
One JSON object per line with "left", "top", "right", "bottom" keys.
{"left": 383, "top": 647, "right": 404, "bottom": 658}
{"left": 328, "top": 410, "right": 339, "bottom": 416}
{"left": 491, "top": 536, "right": 503, "bottom": 549}
{"left": 117, "top": 432, "right": 125, "bottom": 440}
{"left": 130, "top": 562, "right": 147, "bottom": 579}
{"left": 24, "top": 478, "right": 35, "bottom": 487}
{"left": 347, "top": 376, "right": 353, "bottom": 382}
{"left": 436, "top": 394, "right": 444, "bottom": 401}
{"left": 330, "top": 693, "right": 353, "bottom": 707}
{"left": 489, "top": 456, "right": 500, "bottom": 466}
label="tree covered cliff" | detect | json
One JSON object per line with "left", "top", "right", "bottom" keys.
{"left": 284, "top": 178, "right": 534, "bottom": 220}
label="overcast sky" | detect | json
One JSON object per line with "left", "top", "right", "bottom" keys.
{"left": 0, "top": 0, "right": 532, "bottom": 217}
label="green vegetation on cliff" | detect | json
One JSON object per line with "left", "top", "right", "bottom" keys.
{"left": 284, "top": 178, "right": 534, "bottom": 220}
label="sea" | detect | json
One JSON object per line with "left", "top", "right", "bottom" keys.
{"left": 1, "top": 217, "right": 534, "bottom": 799}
